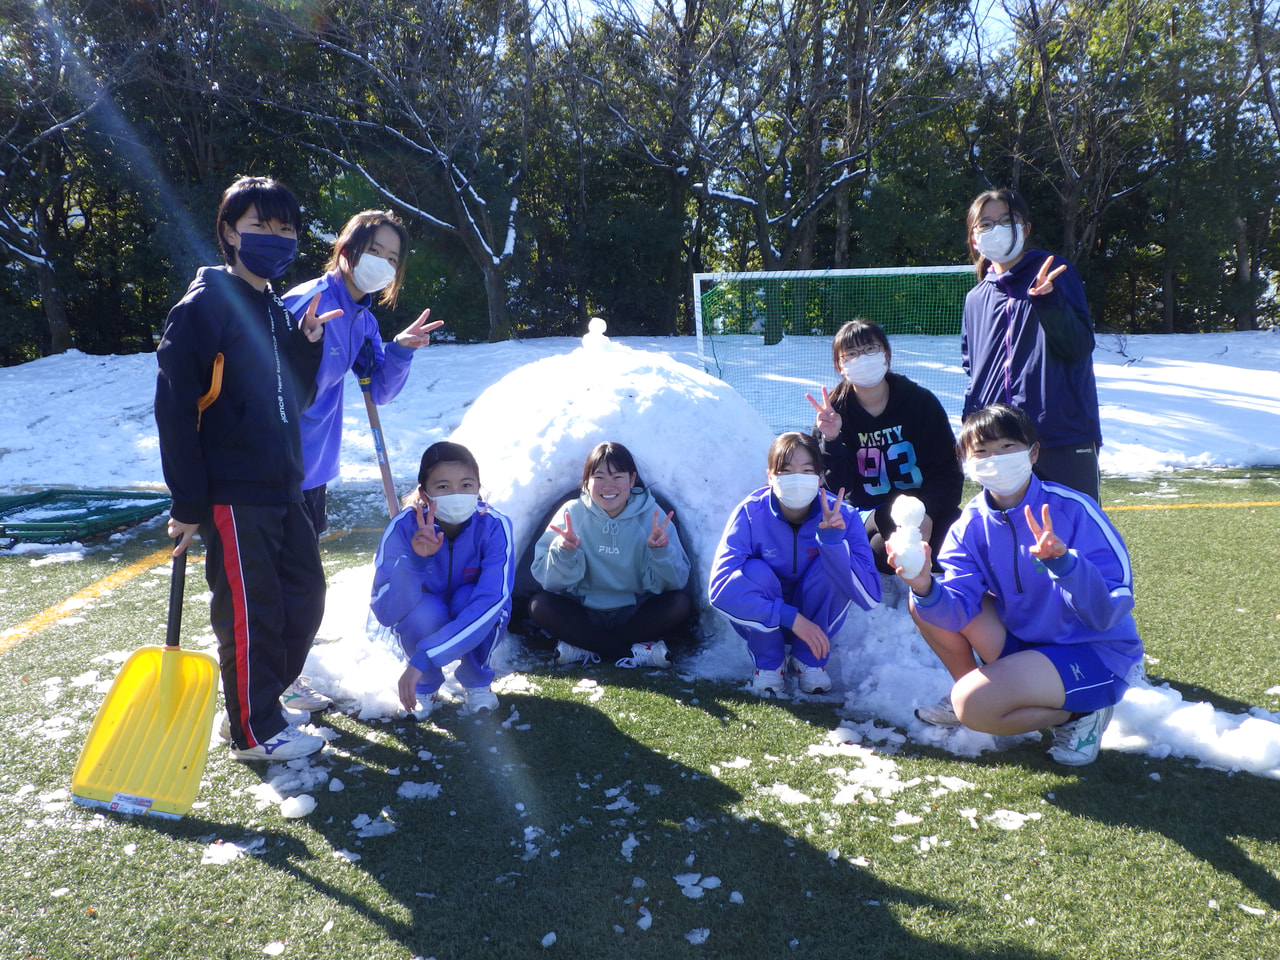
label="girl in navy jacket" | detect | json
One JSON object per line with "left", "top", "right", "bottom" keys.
{"left": 962, "top": 189, "right": 1102, "bottom": 502}
{"left": 371, "top": 442, "right": 514, "bottom": 717}
{"left": 709, "top": 433, "right": 880, "bottom": 696}
{"left": 890, "top": 404, "right": 1142, "bottom": 766}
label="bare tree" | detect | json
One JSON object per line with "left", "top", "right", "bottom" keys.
{"left": 241, "top": 0, "right": 544, "bottom": 341}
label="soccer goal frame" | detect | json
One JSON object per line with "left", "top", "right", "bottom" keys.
{"left": 692, "top": 266, "right": 973, "bottom": 434}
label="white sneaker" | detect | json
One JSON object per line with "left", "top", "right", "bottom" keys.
{"left": 410, "top": 694, "right": 439, "bottom": 721}
{"left": 616, "top": 640, "right": 672, "bottom": 669}
{"left": 792, "top": 659, "right": 831, "bottom": 694}
{"left": 463, "top": 686, "right": 499, "bottom": 714}
{"left": 1048, "top": 706, "right": 1113, "bottom": 766}
{"left": 280, "top": 676, "right": 332, "bottom": 712}
{"left": 230, "top": 726, "right": 325, "bottom": 762}
{"left": 915, "top": 694, "right": 961, "bottom": 727}
{"left": 555, "top": 640, "right": 601, "bottom": 667}
{"left": 749, "top": 666, "right": 786, "bottom": 697}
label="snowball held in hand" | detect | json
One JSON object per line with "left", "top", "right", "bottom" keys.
{"left": 887, "top": 494, "right": 926, "bottom": 578}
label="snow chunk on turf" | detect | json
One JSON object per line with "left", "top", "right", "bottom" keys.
{"left": 262, "top": 942, "right": 285, "bottom": 956}
{"left": 984, "top": 810, "right": 1043, "bottom": 830}
{"left": 201, "top": 836, "right": 266, "bottom": 865}
{"left": 397, "top": 781, "right": 442, "bottom": 800}
{"left": 636, "top": 906, "right": 653, "bottom": 930}
{"left": 352, "top": 808, "right": 399, "bottom": 837}
{"left": 280, "top": 794, "right": 316, "bottom": 818}
{"left": 686, "top": 928, "right": 709, "bottom": 944}
{"left": 541, "top": 932, "right": 557, "bottom": 947}
{"left": 763, "top": 782, "right": 812, "bottom": 804}
{"left": 621, "top": 833, "right": 639, "bottom": 861}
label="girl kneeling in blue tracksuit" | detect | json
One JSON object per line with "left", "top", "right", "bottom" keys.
{"left": 892, "top": 404, "right": 1142, "bottom": 766}
{"left": 371, "top": 442, "right": 514, "bottom": 718}
{"left": 709, "top": 432, "right": 881, "bottom": 696}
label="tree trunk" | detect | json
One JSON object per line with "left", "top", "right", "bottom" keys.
{"left": 482, "top": 267, "right": 511, "bottom": 342}
{"left": 1231, "top": 216, "right": 1257, "bottom": 332}
{"left": 36, "top": 262, "right": 72, "bottom": 354}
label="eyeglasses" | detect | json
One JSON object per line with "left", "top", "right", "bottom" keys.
{"left": 840, "top": 345, "right": 884, "bottom": 362}
{"left": 973, "top": 216, "right": 1018, "bottom": 234}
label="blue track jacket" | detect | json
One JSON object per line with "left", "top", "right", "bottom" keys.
{"left": 912, "top": 475, "right": 1142, "bottom": 681}
{"left": 370, "top": 502, "right": 514, "bottom": 673}
{"left": 961, "top": 249, "right": 1101, "bottom": 448}
{"left": 282, "top": 271, "right": 414, "bottom": 490}
{"left": 708, "top": 487, "right": 881, "bottom": 631}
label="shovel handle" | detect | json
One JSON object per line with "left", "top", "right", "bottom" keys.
{"left": 165, "top": 541, "right": 187, "bottom": 648}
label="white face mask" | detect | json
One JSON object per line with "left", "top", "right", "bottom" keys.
{"left": 964, "top": 450, "right": 1033, "bottom": 498}
{"left": 841, "top": 353, "right": 888, "bottom": 388}
{"left": 772, "top": 473, "right": 821, "bottom": 510}
{"left": 351, "top": 254, "right": 397, "bottom": 295}
{"left": 431, "top": 493, "right": 478, "bottom": 525}
{"left": 973, "top": 223, "right": 1025, "bottom": 264}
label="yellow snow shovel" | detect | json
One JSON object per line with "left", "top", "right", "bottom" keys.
{"left": 72, "top": 545, "right": 220, "bottom": 819}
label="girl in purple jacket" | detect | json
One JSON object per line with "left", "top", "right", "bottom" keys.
{"left": 890, "top": 405, "right": 1142, "bottom": 766}
{"left": 283, "top": 211, "right": 443, "bottom": 537}
{"left": 371, "top": 442, "right": 514, "bottom": 718}
{"left": 709, "top": 433, "right": 880, "bottom": 697}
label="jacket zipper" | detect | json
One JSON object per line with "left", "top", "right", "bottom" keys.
{"left": 1002, "top": 509, "right": 1023, "bottom": 593}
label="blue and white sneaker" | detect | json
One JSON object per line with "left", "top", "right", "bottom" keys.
{"left": 280, "top": 676, "right": 332, "bottom": 712}
{"left": 231, "top": 726, "right": 325, "bottom": 762}
{"left": 1048, "top": 706, "right": 1114, "bottom": 766}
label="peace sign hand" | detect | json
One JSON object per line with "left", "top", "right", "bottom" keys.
{"left": 412, "top": 500, "right": 445, "bottom": 557}
{"left": 648, "top": 509, "right": 674, "bottom": 548}
{"left": 549, "top": 511, "right": 580, "bottom": 550}
{"left": 301, "top": 291, "right": 343, "bottom": 342}
{"left": 805, "top": 386, "right": 843, "bottom": 440}
{"left": 1029, "top": 255, "right": 1068, "bottom": 297}
{"left": 394, "top": 308, "right": 445, "bottom": 349}
{"left": 818, "top": 488, "right": 846, "bottom": 530}
{"left": 1024, "top": 503, "right": 1066, "bottom": 560}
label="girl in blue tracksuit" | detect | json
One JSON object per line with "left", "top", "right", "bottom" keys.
{"left": 962, "top": 188, "right": 1102, "bottom": 502}
{"left": 891, "top": 404, "right": 1142, "bottom": 766}
{"left": 283, "top": 211, "right": 443, "bottom": 535}
{"left": 371, "top": 442, "right": 514, "bottom": 717}
{"left": 709, "top": 432, "right": 881, "bottom": 696}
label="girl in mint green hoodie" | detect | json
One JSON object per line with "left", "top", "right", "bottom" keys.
{"left": 530, "top": 442, "right": 694, "bottom": 668}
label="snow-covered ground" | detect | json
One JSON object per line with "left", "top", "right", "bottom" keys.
{"left": 3, "top": 326, "right": 1280, "bottom": 779}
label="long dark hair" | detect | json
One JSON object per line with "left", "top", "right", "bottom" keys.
{"left": 965, "top": 188, "right": 1031, "bottom": 280}
{"left": 827, "top": 319, "right": 892, "bottom": 410}
{"left": 327, "top": 210, "right": 410, "bottom": 307}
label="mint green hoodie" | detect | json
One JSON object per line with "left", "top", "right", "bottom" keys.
{"left": 532, "top": 486, "right": 690, "bottom": 611}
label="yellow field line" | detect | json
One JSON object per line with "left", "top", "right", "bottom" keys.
{"left": 1107, "top": 500, "right": 1280, "bottom": 512}
{"left": 0, "top": 547, "right": 179, "bottom": 655}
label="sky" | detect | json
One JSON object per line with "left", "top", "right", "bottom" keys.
{"left": 3, "top": 326, "right": 1280, "bottom": 784}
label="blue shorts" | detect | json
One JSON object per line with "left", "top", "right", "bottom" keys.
{"left": 997, "top": 634, "right": 1128, "bottom": 713}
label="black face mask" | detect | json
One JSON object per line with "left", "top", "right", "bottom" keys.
{"left": 235, "top": 232, "right": 298, "bottom": 280}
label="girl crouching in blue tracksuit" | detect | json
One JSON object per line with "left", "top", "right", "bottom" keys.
{"left": 709, "top": 432, "right": 881, "bottom": 696}
{"left": 371, "top": 442, "right": 514, "bottom": 717}
{"left": 892, "top": 404, "right": 1142, "bottom": 766}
